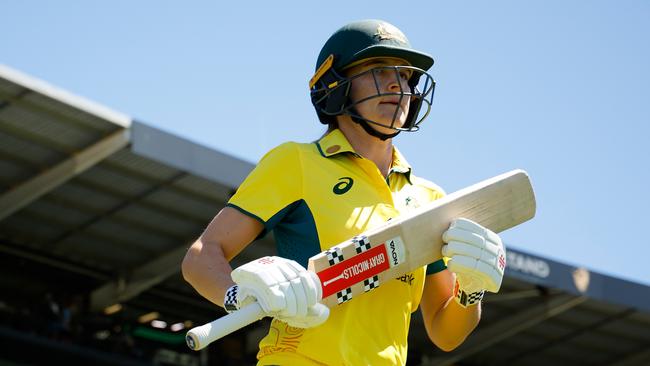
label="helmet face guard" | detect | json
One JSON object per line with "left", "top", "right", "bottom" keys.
{"left": 311, "top": 63, "right": 435, "bottom": 132}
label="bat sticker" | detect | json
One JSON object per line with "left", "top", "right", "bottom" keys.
{"left": 386, "top": 236, "right": 406, "bottom": 267}
{"left": 317, "top": 237, "right": 405, "bottom": 298}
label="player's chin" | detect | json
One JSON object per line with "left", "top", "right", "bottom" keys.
{"left": 378, "top": 105, "right": 408, "bottom": 125}
{"left": 373, "top": 115, "right": 408, "bottom": 131}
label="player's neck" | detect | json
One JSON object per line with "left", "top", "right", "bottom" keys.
{"left": 338, "top": 120, "right": 393, "bottom": 178}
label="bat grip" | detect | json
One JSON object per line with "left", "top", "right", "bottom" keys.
{"left": 185, "top": 302, "right": 266, "bottom": 351}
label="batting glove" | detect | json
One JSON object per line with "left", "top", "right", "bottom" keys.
{"left": 225, "top": 256, "right": 329, "bottom": 328}
{"left": 442, "top": 218, "right": 507, "bottom": 307}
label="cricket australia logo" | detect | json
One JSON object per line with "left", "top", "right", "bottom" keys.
{"left": 374, "top": 23, "right": 408, "bottom": 44}
{"left": 405, "top": 196, "right": 418, "bottom": 208}
{"left": 333, "top": 177, "right": 354, "bottom": 195}
{"left": 403, "top": 196, "right": 421, "bottom": 211}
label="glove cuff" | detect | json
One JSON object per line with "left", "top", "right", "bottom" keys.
{"left": 224, "top": 284, "right": 239, "bottom": 313}
{"left": 454, "top": 280, "right": 484, "bottom": 308}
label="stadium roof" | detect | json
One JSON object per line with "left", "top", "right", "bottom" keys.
{"left": 0, "top": 64, "right": 273, "bottom": 319}
{"left": 1, "top": 64, "right": 648, "bottom": 366}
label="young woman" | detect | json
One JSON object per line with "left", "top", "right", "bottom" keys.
{"left": 182, "top": 19, "right": 506, "bottom": 366}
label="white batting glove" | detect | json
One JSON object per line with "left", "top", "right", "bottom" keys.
{"left": 224, "top": 256, "right": 329, "bottom": 328}
{"left": 442, "top": 218, "right": 507, "bottom": 307}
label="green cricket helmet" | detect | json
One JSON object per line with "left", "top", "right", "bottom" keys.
{"left": 310, "top": 19, "right": 436, "bottom": 140}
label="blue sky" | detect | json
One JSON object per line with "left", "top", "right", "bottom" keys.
{"left": 2, "top": 1, "right": 649, "bottom": 286}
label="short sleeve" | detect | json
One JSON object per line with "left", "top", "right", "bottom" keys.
{"left": 227, "top": 142, "right": 303, "bottom": 237}
{"left": 426, "top": 259, "right": 447, "bottom": 275}
{"left": 409, "top": 175, "right": 446, "bottom": 202}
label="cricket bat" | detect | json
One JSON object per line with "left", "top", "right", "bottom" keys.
{"left": 185, "top": 169, "right": 536, "bottom": 350}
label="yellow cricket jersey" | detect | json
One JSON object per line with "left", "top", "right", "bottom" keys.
{"left": 228, "top": 129, "right": 446, "bottom": 366}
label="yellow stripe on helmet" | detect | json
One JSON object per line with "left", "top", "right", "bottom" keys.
{"left": 309, "top": 54, "right": 334, "bottom": 89}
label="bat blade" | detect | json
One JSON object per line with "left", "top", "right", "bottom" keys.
{"left": 186, "top": 169, "right": 536, "bottom": 350}
{"left": 310, "top": 168, "right": 536, "bottom": 307}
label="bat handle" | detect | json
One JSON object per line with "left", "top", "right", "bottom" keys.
{"left": 185, "top": 302, "right": 266, "bottom": 351}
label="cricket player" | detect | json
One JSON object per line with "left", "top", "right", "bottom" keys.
{"left": 182, "top": 19, "right": 506, "bottom": 365}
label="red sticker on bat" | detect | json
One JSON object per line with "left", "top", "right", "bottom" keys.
{"left": 317, "top": 244, "right": 391, "bottom": 298}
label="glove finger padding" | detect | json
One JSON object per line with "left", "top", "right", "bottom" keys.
{"left": 232, "top": 257, "right": 292, "bottom": 313}
{"left": 280, "top": 303, "right": 330, "bottom": 328}
{"left": 301, "top": 271, "right": 322, "bottom": 307}
{"left": 445, "top": 218, "right": 502, "bottom": 246}
{"left": 442, "top": 241, "right": 501, "bottom": 268}
{"left": 448, "top": 255, "right": 503, "bottom": 293}
{"left": 285, "top": 277, "right": 307, "bottom": 317}
{"left": 234, "top": 277, "right": 287, "bottom": 314}
{"left": 231, "top": 256, "right": 327, "bottom": 325}
{"left": 443, "top": 218, "right": 506, "bottom": 294}
{"left": 275, "top": 258, "right": 303, "bottom": 279}
{"left": 277, "top": 258, "right": 320, "bottom": 317}
{"left": 443, "top": 229, "right": 501, "bottom": 259}
{"left": 443, "top": 227, "right": 484, "bottom": 248}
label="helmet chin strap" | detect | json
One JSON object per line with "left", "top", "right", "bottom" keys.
{"left": 352, "top": 116, "right": 400, "bottom": 141}
{"left": 347, "top": 107, "right": 400, "bottom": 141}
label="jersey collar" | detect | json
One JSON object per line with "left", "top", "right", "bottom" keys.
{"left": 315, "top": 129, "right": 357, "bottom": 158}
{"left": 390, "top": 146, "right": 413, "bottom": 184}
{"left": 316, "top": 129, "right": 413, "bottom": 184}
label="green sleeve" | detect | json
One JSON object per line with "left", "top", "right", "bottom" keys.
{"left": 426, "top": 259, "right": 447, "bottom": 275}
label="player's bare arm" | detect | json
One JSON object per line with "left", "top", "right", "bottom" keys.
{"left": 183, "top": 206, "right": 328, "bottom": 331}
{"left": 420, "top": 270, "right": 480, "bottom": 351}
{"left": 421, "top": 218, "right": 507, "bottom": 351}
{"left": 181, "top": 206, "right": 263, "bottom": 306}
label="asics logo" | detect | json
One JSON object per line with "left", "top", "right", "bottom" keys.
{"left": 333, "top": 177, "right": 354, "bottom": 195}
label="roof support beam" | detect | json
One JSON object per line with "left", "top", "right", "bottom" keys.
{"left": 422, "top": 294, "right": 588, "bottom": 366}
{"left": 90, "top": 245, "right": 189, "bottom": 312}
{"left": 503, "top": 307, "right": 636, "bottom": 364}
{"left": 608, "top": 348, "right": 650, "bottom": 366}
{"left": 0, "top": 128, "right": 130, "bottom": 221}
{"left": 89, "top": 235, "right": 275, "bottom": 312}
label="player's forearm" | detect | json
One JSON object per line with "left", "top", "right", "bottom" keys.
{"left": 426, "top": 296, "right": 481, "bottom": 351}
{"left": 181, "top": 239, "right": 234, "bottom": 307}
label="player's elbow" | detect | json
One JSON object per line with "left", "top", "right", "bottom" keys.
{"left": 181, "top": 242, "right": 201, "bottom": 285}
{"left": 425, "top": 315, "right": 478, "bottom": 352}
{"left": 425, "top": 321, "right": 466, "bottom": 351}
{"left": 431, "top": 336, "right": 466, "bottom": 352}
